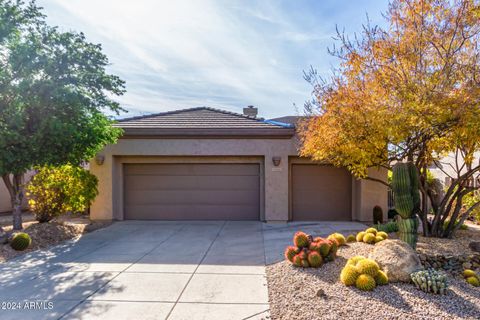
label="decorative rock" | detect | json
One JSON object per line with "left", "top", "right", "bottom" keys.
{"left": 0, "top": 227, "right": 8, "bottom": 244}
{"left": 469, "top": 241, "right": 480, "bottom": 253}
{"left": 316, "top": 289, "right": 327, "bottom": 298}
{"left": 462, "top": 262, "right": 472, "bottom": 269}
{"left": 368, "top": 239, "right": 422, "bottom": 282}
{"left": 0, "top": 233, "right": 7, "bottom": 244}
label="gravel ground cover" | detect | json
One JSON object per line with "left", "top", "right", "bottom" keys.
{"left": 0, "top": 215, "right": 111, "bottom": 262}
{"left": 417, "top": 227, "right": 480, "bottom": 256}
{"left": 266, "top": 242, "right": 480, "bottom": 320}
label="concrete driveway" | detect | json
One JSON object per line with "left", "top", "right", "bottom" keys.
{"left": 0, "top": 220, "right": 366, "bottom": 320}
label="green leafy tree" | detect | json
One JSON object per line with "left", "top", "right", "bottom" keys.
{"left": 26, "top": 165, "right": 98, "bottom": 222}
{"left": 0, "top": 1, "right": 125, "bottom": 229}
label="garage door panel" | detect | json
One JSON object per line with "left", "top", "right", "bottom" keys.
{"left": 125, "top": 163, "right": 259, "bottom": 176}
{"left": 125, "top": 189, "right": 259, "bottom": 206}
{"left": 124, "top": 204, "right": 259, "bottom": 220}
{"left": 124, "top": 163, "right": 260, "bottom": 220}
{"left": 292, "top": 164, "right": 352, "bottom": 221}
{"left": 124, "top": 175, "right": 258, "bottom": 191}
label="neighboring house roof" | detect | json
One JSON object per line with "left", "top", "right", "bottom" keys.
{"left": 268, "top": 116, "right": 304, "bottom": 127}
{"left": 116, "top": 107, "right": 295, "bottom": 138}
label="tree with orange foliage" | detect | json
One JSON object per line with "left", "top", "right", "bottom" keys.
{"left": 300, "top": 0, "right": 480, "bottom": 238}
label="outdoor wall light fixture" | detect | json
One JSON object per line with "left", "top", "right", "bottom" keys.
{"left": 95, "top": 154, "right": 105, "bottom": 166}
{"left": 272, "top": 156, "right": 281, "bottom": 167}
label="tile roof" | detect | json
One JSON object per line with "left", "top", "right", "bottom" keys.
{"left": 115, "top": 107, "right": 295, "bottom": 137}
{"left": 116, "top": 107, "right": 292, "bottom": 129}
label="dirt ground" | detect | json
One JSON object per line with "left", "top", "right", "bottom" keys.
{"left": 0, "top": 213, "right": 111, "bottom": 263}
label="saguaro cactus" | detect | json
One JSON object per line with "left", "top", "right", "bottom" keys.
{"left": 392, "top": 162, "right": 420, "bottom": 249}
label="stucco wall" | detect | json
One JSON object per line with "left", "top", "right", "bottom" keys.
{"left": 0, "top": 172, "right": 35, "bottom": 213}
{"left": 353, "top": 168, "right": 389, "bottom": 222}
{"left": 0, "top": 180, "right": 11, "bottom": 213}
{"left": 90, "top": 137, "right": 388, "bottom": 222}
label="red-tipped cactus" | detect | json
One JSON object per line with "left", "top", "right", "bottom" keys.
{"left": 307, "top": 251, "right": 323, "bottom": 268}
{"left": 324, "top": 239, "right": 338, "bottom": 262}
{"left": 309, "top": 241, "right": 320, "bottom": 253}
{"left": 293, "top": 231, "right": 310, "bottom": 248}
{"left": 285, "top": 231, "right": 337, "bottom": 267}
{"left": 284, "top": 246, "right": 297, "bottom": 262}
{"left": 328, "top": 239, "right": 338, "bottom": 254}
{"left": 299, "top": 248, "right": 309, "bottom": 260}
{"left": 301, "top": 259, "right": 310, "bottom": 268}
{"left": 292, "top": 254, "right": 303, "bottom": 267}
{"left": 317, "top": 239, "right": 331, "bottom": 257}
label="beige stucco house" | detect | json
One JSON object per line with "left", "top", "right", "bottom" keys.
{"left": 90, "top": 106, "right": 387, "bottom": 222}
{"left": 0, "top": 172, "right": 34, "bottom": 213}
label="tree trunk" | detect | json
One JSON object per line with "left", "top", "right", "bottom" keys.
{"left": 2, "top": 173, "right": 24, "bottom": 230}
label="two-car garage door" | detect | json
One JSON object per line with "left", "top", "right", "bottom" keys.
{"left": 124, "top": 163, "right": 260, "bottom": 220}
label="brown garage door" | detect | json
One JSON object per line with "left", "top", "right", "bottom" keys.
{"left": 291, "top": 164, "right": 352, "bottom": 220}
{"left": 124, "top": 163, "right": 260, "bottom": 220}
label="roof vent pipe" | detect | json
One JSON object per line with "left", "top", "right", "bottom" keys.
{"left": 243, "top": 105, "right": 258, "bottom": 118}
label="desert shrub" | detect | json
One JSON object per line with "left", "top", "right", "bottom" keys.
{"left": 463, "top": 192, "right": 480, "bottom": 224}
{"left": 26, "top": 165, "right": 98, "bottom": 222}
{"left": 373, "top": 221, "right": 399, "bottom": 233}
{"left": 443, "top": 219, "right": 468, "bottom": 231}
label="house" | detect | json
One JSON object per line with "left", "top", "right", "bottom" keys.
{"left": 90, "top": 106, "right": 387, "bottom": 222}
{"left": 0, "top": 181, "right": 11, "bottom": 213}
{"left": 429, "top": 152, "right": 480, "bottom": 188}
{"left": 0, "top": 172, "right": 34, "bottom": 214}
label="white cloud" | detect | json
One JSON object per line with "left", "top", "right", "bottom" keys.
{"left": 38, "top": 0, "right": 388, "bottom": 118}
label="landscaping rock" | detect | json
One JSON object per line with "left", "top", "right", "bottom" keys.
{"left": 419, "top": 253, "right": 480, "bottom": 275}
{"left": 0, "top": 231, "right": 7, "bottom": 244}
{"left": 368, "top": 239, "right": 422, "bottom": 282}
{"left": 469, "top": 241, "right": 480, "bottom": 253}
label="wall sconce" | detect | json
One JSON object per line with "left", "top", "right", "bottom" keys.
{"left": 95, "top": 154, "right": 105, "bottom": 166}
{"left": 272, "top": 156, "right": 281, "bottom": 167}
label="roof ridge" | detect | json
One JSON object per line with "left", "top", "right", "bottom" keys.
{"left": 117, "top": 106, "right": 268, "bottom": 122}
{"left": 117, "top": 106, "right": 207, "bottom": 122}
{"left": 201, "top": 106, "right": 271, "bottom": 122}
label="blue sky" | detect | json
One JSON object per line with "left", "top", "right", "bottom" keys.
{"left": 38, "top": 0, "right": 389, "bottom": 119}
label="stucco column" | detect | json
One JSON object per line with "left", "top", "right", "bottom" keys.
{"left": 264, "top": 153, "right": 289, "bottom": 222}
{"left": 90, "top": 154, "right": 114, "bottom": 220}
{"left": 354, "top": 168, "right": 388, "bottom": 222}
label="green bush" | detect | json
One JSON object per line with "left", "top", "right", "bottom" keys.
{"left": 373, "top": 221, "right": 399, "bottom": 233}
{"left": 10, "top": 232, "right": 31, "bottom": 251}
{"left": 443, "top": 219, "right": 468, "bottom": 230}
{"left": 463, "top": 192, "right": 480, "bottom": 224}
{"left": 26, "top": 165, "right": 98, "bottom": 222}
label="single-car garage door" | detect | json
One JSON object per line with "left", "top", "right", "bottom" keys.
{"left": 124, "top": 163, "right": 260, "bottom": 220}
{"left": 291, "top": 164, "right": 352, "bottom": 220}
